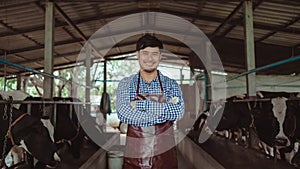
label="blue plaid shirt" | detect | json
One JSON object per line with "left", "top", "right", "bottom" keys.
{"left": 117, "top": 71, "right": 184, "bottom": 127}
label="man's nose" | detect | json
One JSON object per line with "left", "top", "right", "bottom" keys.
{"left": 147, "top": 55, "right": 154, "bottom": 61}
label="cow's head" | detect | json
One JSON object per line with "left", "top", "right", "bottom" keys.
{"left": 271, "top": 97, "right": 291, "bottom": 147}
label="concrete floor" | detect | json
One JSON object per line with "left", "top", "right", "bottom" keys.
{"left": 55, "top": 137, "right": 195, "bottom": 169}
{"left": 199, "top": 135, "right": 297, "bottom": 169}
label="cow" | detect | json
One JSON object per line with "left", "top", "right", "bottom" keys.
{"left": 20, "top": 96, "right": 90, "bottom": 159}
{"left": 52, "top": 97, "right": 87, "bottom": 159}
{"left": 190, "top": 91, "right": 300, "bottom": 167}
{"left": 190, "top": 95, "right": 252, "bottom": 146}
{"left": 0, "top": 91, "right": 61, "bottom": 169}
{"left": 252, "top": 91, "right": 300, "bottom": 167}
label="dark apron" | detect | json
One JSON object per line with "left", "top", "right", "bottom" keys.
{"left": 123, "top": 72, "right": 178, "bottom": 169}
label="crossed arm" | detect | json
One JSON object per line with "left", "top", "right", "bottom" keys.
{"left": 116, "top": 79, "right": 184, "bottom": 127}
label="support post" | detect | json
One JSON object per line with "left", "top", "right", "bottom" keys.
{"left": 17, "top": 75, "right": 21, "bottom": 90}
{"left": 85, "top": 44, "right": 92, "bottom": 115}
{"left": 103, "top": 59, "right": 107, "bottom": 120}
{"left": 44, "top": 2, "right": 54, "bottom": 98}
{"left": 244, "top": 0, "right": 256, "bottom": 97}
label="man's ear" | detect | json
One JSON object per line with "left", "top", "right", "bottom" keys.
{"left": 136, "top": 51, "right": 140, "bottom": 59}
{"left": 159, "top": 53, "right": 162, "bottom": 61}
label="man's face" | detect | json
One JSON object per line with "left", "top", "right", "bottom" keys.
{"left": 137, "top": 47, "right": 162, "bottom": 73}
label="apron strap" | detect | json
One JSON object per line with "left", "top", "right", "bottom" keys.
{"left": 136, "top": 70, "right": 164, "bottom": 96}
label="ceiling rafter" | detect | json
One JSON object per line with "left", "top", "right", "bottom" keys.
{"left": 0, "top": 38, "right": 188, "bottom": 68}
{"left": 0, "top": 20, "right": 44, "bottom": 47}
{"left": 0, "top": 7, "right": 299, "bottom": 40}
{"left": 255, "top": 14, "right": 300, "bottom": 42}
{"left": 210, "top": 0, "right": 244, "bottom": 40}
{"left": 214, "top": 0, "right": 264, "bottom": 40}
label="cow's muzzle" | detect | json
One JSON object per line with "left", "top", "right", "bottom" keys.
{"left": 275, "top": 137, "right": 288, "bottom": 146}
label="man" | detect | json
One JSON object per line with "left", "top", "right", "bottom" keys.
{"left": 117, "top": 34, "right": 185, "bottom": 169}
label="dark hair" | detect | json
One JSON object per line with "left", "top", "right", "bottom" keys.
{"left": 136, "top": 34, "right": 163, "bottom": 51}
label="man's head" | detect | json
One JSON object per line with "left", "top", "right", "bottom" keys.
{"left": 136, "top": 34, "right": 163, "bottom": 73}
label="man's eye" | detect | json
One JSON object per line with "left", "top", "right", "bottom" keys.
{"left": 142, "top": 51, "right": 149, "bottom": 55}
{"left": 152, "top": 52, "right": 159, "bottom": 56}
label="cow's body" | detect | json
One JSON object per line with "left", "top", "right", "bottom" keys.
{"left": 191, "top": 96, "right": 252, "bottom": 145}
{"left": 253, "top": 92, "right": 300, "bottom": 167}
{"left": 20, "top": 96, "right": 88, "bottom": 159}
{"left": 190, "top": 91, "right": 300, "bottom": 167}
{"left": 52, "top": 97, "right": 86, "bottom": 159}
{"left": 0, "top": 92, "right": 60, "bottom": 168}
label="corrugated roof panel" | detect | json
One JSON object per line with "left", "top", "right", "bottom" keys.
{"left": 200, "top": 1, "right": 240, "bottom": 18}
{"left": 55, "top": 43, "right": 81, "bottom": 54}
{"left": 161, "top": 2, "right": 199, "bottom": 14}
{"left": 0, "top": 34, "right": 38, "bottom": 50}
{"left": 288, "top": 22, "right": 300, "bottom": 29}
{"left": 26, "top": 30, "right": 45, "bottom": 44}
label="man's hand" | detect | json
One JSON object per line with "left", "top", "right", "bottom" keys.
{"left": 130, "top": 101, "right": 137, "bottom": 109}
{"left": 170, "top": 96, "right": 179, "bottom": 104}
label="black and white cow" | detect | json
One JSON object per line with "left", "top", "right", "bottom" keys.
{"left": 20, "top": 96, "right": 89, "bottom": 159}
{"left": 0, "top": 91, "right": 60, "bottom": 169}
{"left": 190, "top": 95, "right": 252, "bottom": 146}
{"left": 191, "top": 91, "right": 300, "bottom": 167}
{"left": 52, "top": 97, "right": 87, "bottom": 159}
{"left": 253, "top": 91, "right": 300, "bottom": 167}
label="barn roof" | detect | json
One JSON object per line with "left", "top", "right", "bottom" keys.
{"left": 0, "top": 0, "right": 299, "bottom": 77}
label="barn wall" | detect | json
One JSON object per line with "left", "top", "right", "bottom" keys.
{"left": 224, "top": 74, "right": 300, "bottom": 97}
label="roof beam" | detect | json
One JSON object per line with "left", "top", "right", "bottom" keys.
{"left": 210, "top": 0, "right": 244, "bottom": 40}
{"left": 215, "top": 0, "right": 264, "bottom": 39}
{"left": 0, "top": 20, "right": 44, "bottom": 47}
{"left": 1, "top": 7, "right": 299, "bottom": 39}
{"left": 0, "top": 38, "right": 83, "bottom": 56}
{"left": 0, "top": 39, "right": 189, "bottom": 66}
{"left": 255, "top": 14, "right": 300, "bottom": 42}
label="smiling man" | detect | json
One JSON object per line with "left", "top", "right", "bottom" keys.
{"left": 117, "top": 34, "right": 185, "bottom": 169}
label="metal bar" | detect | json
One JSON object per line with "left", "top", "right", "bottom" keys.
{"left": 27, "top": 103, "right": 31, "bottom": 115}
{"left": 69, "top": 104, "right": 73, "bottom": 119}
{"left": 232, "top": 98, "right": 300, "bottom": 102}
{"left": 0, "top": 100, "right": 96, "bottom": 104}
{"left": 53, "top": 103, "right": 57, "bottom": 128}
{"left": 207, "top": 97, "right": 300, "bottom": 103}
{"left": 226, "top": 55, "right": 300, "bottom": 82}
{"left": 0, "top": 58, "right": 92, "bottom": 88}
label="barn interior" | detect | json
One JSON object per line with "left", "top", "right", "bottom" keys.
{"left": 0, "top": 0, "right": 300, "bottom": 169}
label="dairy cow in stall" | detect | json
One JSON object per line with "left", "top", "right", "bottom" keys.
{"left": 0, "top": 91, "right": 60, "bottom": 169}
{"left": 190, "top": 95, "right": 252, "bottom": 146}
{"left": 51, "top": 97, "right": 87, "bottom": 159}
{"left": 252, "top": 91, "right": 300, "bottom": 167}
{"left": 20, "top": 96, "right": 91, "bottom": 159}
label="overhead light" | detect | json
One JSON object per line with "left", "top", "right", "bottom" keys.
{"left": 211, "top": 71, "right": 227, "bottom": 76}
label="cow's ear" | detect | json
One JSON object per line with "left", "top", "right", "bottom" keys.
{"left": 282, "top": 97, "right": 288, "bottom": 101}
